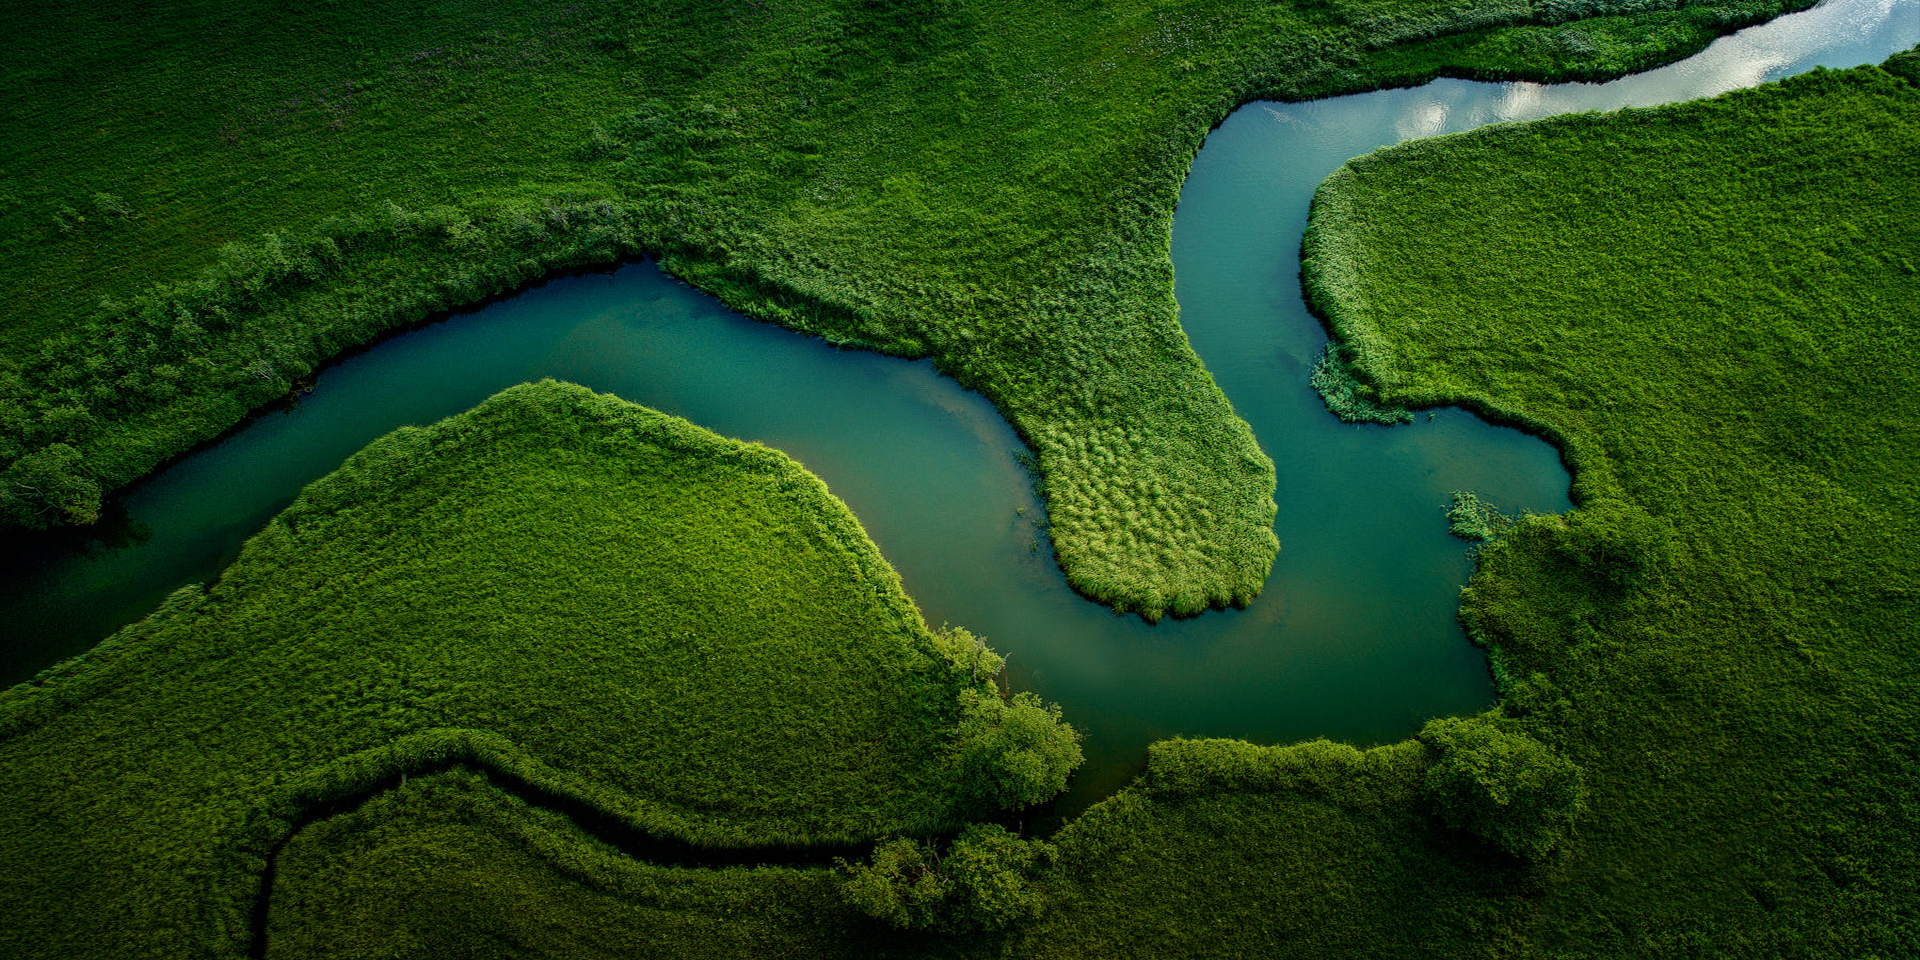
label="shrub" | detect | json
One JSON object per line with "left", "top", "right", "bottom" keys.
{"left": 839, "top": 837, "right": 950, "bottom": 930}
{"left": 1419, "top": 715, "right": 1587, "bottom": 862}
{"left": 839, "top": 824, "right": 1052, "bottom": 932}
{"left": 0, "top": 443, "right": 102, "bottom": 527}
{"left": 951, "top": 689, "right": 1083, "bottom": 812}
{"left": 943, "top": 824, "right": 1050, "bottom": 928}
{"left": 1446, "top": 491, "right": 1514, "bottom": 542}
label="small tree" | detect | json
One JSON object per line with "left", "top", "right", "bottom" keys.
{"left": 839, "top": 837, "right": 948, "bottom": 930}
{"left": 0, "top": 443, "right": 102, "bottom": 527}
{"left": 943, "top": 824, "right": 1050, "bottom": 929}
{"left": 839, "top": 825, "right": 1051, "bottom": 932}
{"left": 1420, "top": 715, "right": 1588, "bottom": 862}
{"left": 952, "top": 688, "right": 1083, "bottom": 812}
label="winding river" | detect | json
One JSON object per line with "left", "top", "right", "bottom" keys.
{"left": 2, "top": 0, "right": 1912, "bottom": 821}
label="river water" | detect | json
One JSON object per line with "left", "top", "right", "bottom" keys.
{"left": 1, "top": 0, "right": 1911, "bottom": 818}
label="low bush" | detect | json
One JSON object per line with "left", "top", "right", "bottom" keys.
{"left": 951, "top": 689, "right": 1084, "bottom": 813}
{"left": 840, "top": 824, "right": 1054, "bottom": 933}
{"left": 1418, "top": 715, "right": 1588, "bottom": 862}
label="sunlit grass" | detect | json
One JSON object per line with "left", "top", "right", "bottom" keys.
{"left": 0, "top": 0, "right": 1807, "bottom": 616}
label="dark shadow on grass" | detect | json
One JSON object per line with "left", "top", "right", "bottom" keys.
{"left": 249, "top": 758, "right": 876, "bottom": 960}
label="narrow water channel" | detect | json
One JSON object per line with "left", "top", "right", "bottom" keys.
{"left": 2, "top": 0, "right": 1911, "bottom": 819}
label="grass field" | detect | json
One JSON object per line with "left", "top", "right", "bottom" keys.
{"left": 10, "top": 4, "right": 1905, "bottom": 958}
{"left": 1284, "top": 51, "right": 1920, "bottom": 956}
{"left": 266, "top": 768, "right": 939, "bottom": 960}
{"left": 0, "top": 0, "right": 1810, "bottom": 617}
{"left": 0, "top": 380, "right": 1077, "bottom": 958}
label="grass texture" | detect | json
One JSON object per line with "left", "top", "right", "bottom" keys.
{"left": 270, "top": 727, "right": 1590, "bottom": 959}
{"left": 1288, "top": 53, "right": 1920, "bottom": 956}
{"left": 265, "top": 768, "right": 958, "bottom": 960}
{"left": 0, "top": 0, "right": 1811, "bottom": 618}
{"left": 0, "top": 380, "right": 1069, "bottom": 958}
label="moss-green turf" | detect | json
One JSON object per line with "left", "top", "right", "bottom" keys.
{"left": 1291, "top": 52, "right": 1920, "bottom": 956}
{"left": 0, "top": 0, "right": 1810, "bottom": 616}
{"left": 0, "top": 380, "right": 1023, "bottom": 958}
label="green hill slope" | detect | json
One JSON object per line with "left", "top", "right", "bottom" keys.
{"left": 0, "top": 380, "right": 1075, "bottom": 958}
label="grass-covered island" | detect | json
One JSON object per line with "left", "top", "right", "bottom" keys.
{"left": 0, "top": 381, "right": 1081, "bottom": 958}
{"left": 1298, "top": 48, "right": 1920, "bottom": 956}
{"left": 0, "top": 0, "right": 1814, "bottom": 617}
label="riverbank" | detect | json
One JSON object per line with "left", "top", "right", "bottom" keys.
{"left": 1299, "top": 47, "right": 1920, "bottom": 956}
{"left": 0, "top": 381, "right": 1078, "bottom": 958}
{"left": 0, "top": 0, "right": 1813, "bottom": 618}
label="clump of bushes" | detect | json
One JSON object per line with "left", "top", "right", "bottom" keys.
{"left": 1419, "top": 714, "right": 1588, "bottom": 862}
{"left": 0, "top": 442, "right": 101, "bottom": 526}
{"left": 1311, "top": 343, "right": 1412, "bottom": 424}
{"left": 0, "top": 193, "right": 647, "bottom": 533}
{"left": 1446, "top": 490, "right": 1514, "bottom": 543}
{"left": 926, "top": 624, "right": 1004, "bottom": 682}
{"left": 839, "top": 824, "right": 1053, "bottom": 932}
{"left": 949, "top": 688, "right": 1084, "bottom": 813}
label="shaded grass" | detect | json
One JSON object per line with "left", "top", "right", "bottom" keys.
{"left": 267, "top": 768, "right": 964, "bottom": 960}
{"left": 0, "top": 380, "right": 1058, "bottom": 958}
{"left": 269, "top": 733, "right": 1557, "bottom": 960}
{"left": 1291, "top": 52, "right": 1920, "bottom": 956}
{"left": 1012, "top": 736, "right": 1550, "bottom": 960}
{"left": 0, "top": 0, "right": 1810, "bottom": 617}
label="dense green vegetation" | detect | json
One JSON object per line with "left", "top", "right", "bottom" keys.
{"left": 0, "top": 0, "right": 1811, "bottom": 617}
{"left": 268, "top": 728, "right": 1585, "bottom": 959}
{"left": 14, "top": 4, "right": 1912, "bottom": 959}
{"left": 267, "top": 768, "right": 930, "bottom": 960}
{"left": 0, "top": 380, "right": 1077, "bottom": 958}
{"left": 1289, "top": 53, "right": 1920, "bottom": 955}
{"left": 840, "top": 824, "right": 1056, "bottom": 933}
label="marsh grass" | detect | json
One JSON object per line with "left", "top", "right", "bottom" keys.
{"left": 1310, "top": 342, "right": 1414, "bottom": 424}
{"left": 0, "top": 381, "right": 1075, "bottom": 958}
{"left": 1445, "top": 490, "right": 1514, "bottom": 543}
{"left": 1291, "top": 52, "right": 1920, "bottom": 956}
{"left": 0, "top": 0, "right": 1807, "bottom": 617}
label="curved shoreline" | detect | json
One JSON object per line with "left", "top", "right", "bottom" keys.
{"left": 241, "top": 753, "right": 877, "bottom": 959}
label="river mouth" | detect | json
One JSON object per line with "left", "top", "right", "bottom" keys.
{"left": 2, "top": 0, "right": 1912, "bottom": 822}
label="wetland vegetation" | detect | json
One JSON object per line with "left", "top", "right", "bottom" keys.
{"left": 0, "top": 381, "right": 1078, "bottom": 957}
{"left": 0, "top": 0, "right": 1812, "bottom": 616}
{"left": 1300, "top": 47, "right": 1920, "bottom": 956}
{"left": 3, "top": 0, "right": 1915, "bottom": 957}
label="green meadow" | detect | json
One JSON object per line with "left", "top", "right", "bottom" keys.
{"left": 0, "top": 0, "right": 1808, "bottom": 617}
{"left": 0, "top": 381, "right": 1078, "bottom": 958}
{"left": 1297, "top": 50, "right": 1920, "bottom": 955}
{"left": 5, "top": 2, "right": 1913, "bottom": 958}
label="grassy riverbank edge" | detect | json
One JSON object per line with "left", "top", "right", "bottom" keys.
{"left": 0, "top": 0, "right": 1813, "bottom": 620}
{"left": 0, "top": 380, "right": 1081, "bottom": 958}
{"left": 1294, "top": 49, "right": 1920, "bottom": 956}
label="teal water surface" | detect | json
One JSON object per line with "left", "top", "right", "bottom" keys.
{"left": 2, "top": 0, "right": 1912, "bottom": 819}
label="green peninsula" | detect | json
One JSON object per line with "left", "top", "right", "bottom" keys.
{"left": 0, "top": 0, "right": 1810, "bottom": 616}
{"left": 0, "top": 380, "right": 1078, "bottom": 957}
{"left": 1301, "top": 50, "right": 1920, "bottom": 955}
